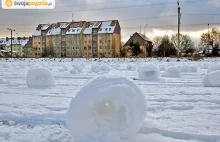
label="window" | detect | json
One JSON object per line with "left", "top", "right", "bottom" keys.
{"left": 108, "top": 46, "right": 111, "bottom": 49}
{"left": 99, "top": 28, "right": 102, "bottom": 31}
{"left": 88, "top": 46, "right": 91, "bottom": 50}
{"left": 105, "top": 28, "right": 107, "bottom": 31}
{"left": 88, "top": 53, "right": 91, "bottom": 55}
{"left": 84, "top": 41, "right": 87, "bottom": 44}
{"left": 108, "top": 52, "right": 111, "bottom": 55}
{"left": 109, "top": 28, "right": 111, "bottom": 31}
{"left": 99, "top": 40, "right": 102, "bottom": 43}
{"left": 39, "top": 42, "right": 41, "bottom": 44}
{"left": 108, "top": 40, "right": 111, "bottom": 43}
{"left": 105, "top": 46, "right": 107, "bottom": 49}
{"left": 62, "top": 38, "right": 66, "bottom": 41}
{"left": 72, "top": 41, "right": 74, "bottom": 44}
{"left": 84, "top": 47, "right": 87, "bottom": 50}
{"left": 104, "top": 52, "right": 106, "bottom": 55}
{"left": 76, "top": 47, "right": 79, "bottom": 49}
{"left": 72, "top": 29, "right": 75, "bottom": 32}
{"left": 38, "top": 53, "right": 40, "bottom": 55}
{"left": 35, "top": 53, "right": 37, "bottom": 55}
{"left": 99, "top": 46, "right": 102, "bottom": 49}
{"left": 77, "top": 29, "right": 80, "bottom": 32}
{"left": 73, "top": 47, "right": 75, "bottom": 49}
{"left": 39, "top": 48, "right": 40, "bottom": 50}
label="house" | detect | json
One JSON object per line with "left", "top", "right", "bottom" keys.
{"left": 123, "top": 32, "right": 152, "bottom": 57}
{"left": 0, "top": 37, "right": 29, "bottom": 57}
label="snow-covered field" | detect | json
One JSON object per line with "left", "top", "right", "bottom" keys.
{"left": 0, "top": 58, "right": 220, "bottom": 142}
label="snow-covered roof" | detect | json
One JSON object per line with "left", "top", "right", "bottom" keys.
{"left": 98, "top": 21, "right": 116, "bottom": 34}
{"left": 83, "top": 21, "right": 102, "bottom": 35}
{"left": 47, "top": 27, "right": 61, "bottom": 36}
{"left": 41, "top": 25, "right": 49, "bottom": 30}
{"left": 137, "top": 33, "right": 152, "bottom": 42}
{"left": 60, "top": 23, "right": 70, "bottom": 29}
{"left": 66, "top": 21, "right": 85, "bottom": 35}
{"left": 46, "top": 22, "right": 70, "bottom": 36}
{"left": 66, "top": 28, "right": 82, "bottom": 35}
{"left": 0, "top": 38, "right": 29, "bottom": 47}
{"left": 33, "top": 24, "right": 51, "bottom": 36}
{"left": 33, "top": 30, "right": 41, "bottom": 36}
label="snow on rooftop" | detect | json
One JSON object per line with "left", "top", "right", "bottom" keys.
{"left": 83, "top": 21, "right": 102, "bottom": 35}
{"left": 66, "top": 28, "right": 82, "bottom": 35}
{"left": 47, "top": 27, "right": 61, "bottom": 36}
{"left": 33, "top": 30, "right": 41, "bottom": 36}
{"left": 41, "top": 25, "right": 49, "bottom": 30}
{"left": 60, "top": 23, "right": 70, "bottom": 29}
{"left": 0, "top": 38, "right": 29, "bottom": 47}
{"left": 98, "top": 21, "right": 116, "bottom": 34}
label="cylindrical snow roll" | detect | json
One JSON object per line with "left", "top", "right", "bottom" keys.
{"left": 26, "top": 67, "right": 54, "bottom": 88}
{"left": 66, "top": 75, "right": 146, "bottom": 141}
{"left": 202, "top": 71, "right": 220, "bottom": 87}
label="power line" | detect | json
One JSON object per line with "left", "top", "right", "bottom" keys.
{"left": 10, "top": 23, "right": 220, "bottom": 33}
{"left": 4, "top": 0, "right": 217, "bottom": 16}
{"left": 1, "top": 13, "right": 220, "bottom": 26}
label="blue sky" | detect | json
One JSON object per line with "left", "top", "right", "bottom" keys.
{"left": 0, "top": 0, "right": 220, "bottom": 45}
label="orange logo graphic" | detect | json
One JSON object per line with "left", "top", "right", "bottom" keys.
{"left": 5, "top": 0, "right": 13, "bottom": 7}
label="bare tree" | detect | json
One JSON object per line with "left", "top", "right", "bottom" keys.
{"left": 171, "top": 33, "right": 195, "bottom": 56}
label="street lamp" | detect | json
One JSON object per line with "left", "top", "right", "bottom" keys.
{"left": 7, "top": 28, "right": 15, "bottom": 57}
{"left": 144, "top": 24, "right": 148, "bottom": 36}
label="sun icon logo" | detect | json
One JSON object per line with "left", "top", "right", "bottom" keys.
{"left": 5, "top": 0, "right": 13, "bottom": 7}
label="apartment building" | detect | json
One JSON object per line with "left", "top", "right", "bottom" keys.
{"left": 83, "top": 21, "right": 102, "bottom": 58}
{"left": 66, "top": 21, "right": 86, "bottom": 57}
{"left": 97, "top": 20, "right": 121, "bottom": 58}
{"left": 32, "top": 24, "right": 51, "bottom": 57}
{"left": 31, "top": 20, "right": 121, "bottom": 58}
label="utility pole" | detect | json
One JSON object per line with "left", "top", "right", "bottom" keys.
{"left": 177, "top": 0, "right": 181, "bottom": 58}
{"left": 7, "top": 28, "right": 15, "bottom": 58}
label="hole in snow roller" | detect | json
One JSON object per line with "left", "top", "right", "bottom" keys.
{"left": 66, "top": 75, "right": 146, "bottom": 141}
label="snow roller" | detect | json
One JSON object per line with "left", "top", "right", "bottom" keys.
{"left": 26, "top": 67, "right": 54, "bottom": 89}
{"left": 66, "top": 75, "right": 146, "bottom": 141}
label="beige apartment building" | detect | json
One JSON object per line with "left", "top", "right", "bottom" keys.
{"left": 31, "top": 20, "right": 121, "bottom": 58}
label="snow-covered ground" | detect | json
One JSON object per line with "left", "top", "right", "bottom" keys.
{"left": 0, "top": 58, "right": 220, "bottom": 142}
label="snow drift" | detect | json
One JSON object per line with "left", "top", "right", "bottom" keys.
{"left": 202, "top": 70, "right": 220, "bottom": 87}
{"left": 138, "top": 64, "right": 160, "bottom": 81}
{"left": 164, "top": 66, "right": 181, "bottom": 78}
{"left": 66, "top": 75, "right": 146, "bottom": 142}
{"left": 26, "top": 67, "right": 54, "bottom": 88}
